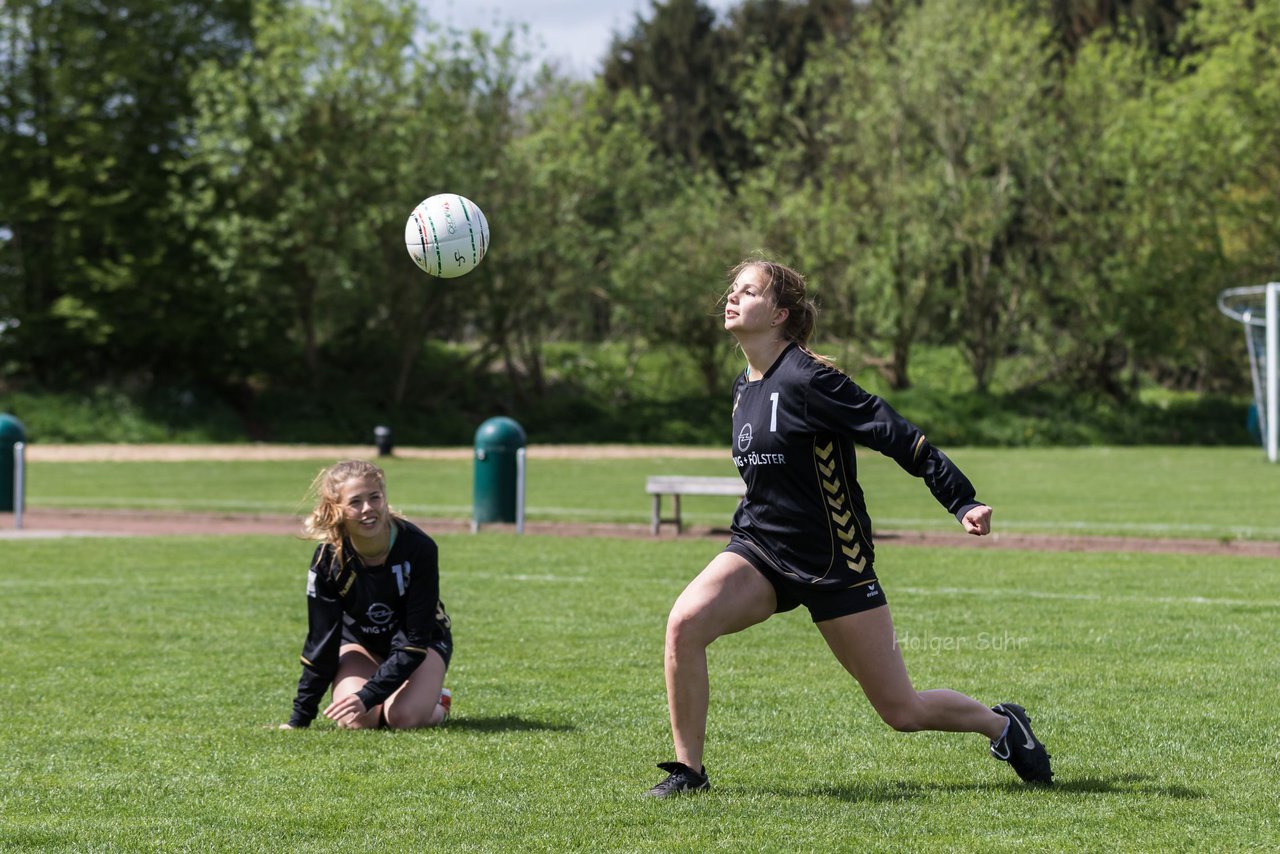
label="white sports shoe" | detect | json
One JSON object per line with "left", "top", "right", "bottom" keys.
{"left": 438, "top": 688, "right": 452, "bottom": 724}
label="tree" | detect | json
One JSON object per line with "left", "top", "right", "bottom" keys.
{"left": 463, "top": 79, "right": 676, "bottom": 405}
{"left": 1035, "top": 0, "right": 1197, "bottom": 57}
{"left": 1042, "top": 1, "right": 1270, "bottom": 398}
{"left": 739, "top": 0, "right": 1058, "bottom": 391}
{"left": 602, "top": 0, "right": 737, "bottom": 178}
{"left": 611, "top": 172, "right": 760, "bottom": 398}
{"left": 180, "top": 0, "right": 521, "bottom": 412}
{"left": 0, "top": 0, "right": 254, "bottom": 387}
{"left": 895, "top": 1, "right": 1060, "bottom": 392}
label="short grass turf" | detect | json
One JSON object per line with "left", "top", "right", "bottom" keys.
{"left": 1, "top": 534, "right": 1277, "bottom": 851}
{"left": 20, "top": 445, "right": 1280, "bottom": 540}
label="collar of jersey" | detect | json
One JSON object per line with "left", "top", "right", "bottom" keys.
{"left": 742, "top": 341, "right": 797, "bottom": 384}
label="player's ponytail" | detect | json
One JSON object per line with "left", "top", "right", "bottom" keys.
{"left": 728, "top": 258, "right": 838, "bottom": 370}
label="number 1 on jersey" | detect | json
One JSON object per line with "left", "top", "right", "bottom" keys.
{"left": 769, "top": 392, "right": 779, "bottom": 432}
{"left": 392, "top": 564, "right": 408, "bottom": 596}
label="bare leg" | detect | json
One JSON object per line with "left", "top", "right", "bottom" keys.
{"left": 383, "top": 648, "right": 449, "bottom": 729}
{"left": 332, "top": 643, "right": 384, "bottom": 729}
{"left": 664, "top": 552, "right": 777, "bottom": 770}
{"left": 816, "top": 606, "right": 1006, "bottom": 739}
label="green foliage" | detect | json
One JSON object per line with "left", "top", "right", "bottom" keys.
{"left": 2, "top": 0, "right": 1276, "bottom": 436}
{"left": 0, "top": 387, "right": 245, "bottom": 442}
{"left": 2, "top": 339, "right": 1255, "bottom": 446}
{"left": 1, "top": 535, "right": 1278, "bottom": 848}
{"left": 602, "top": 0, "right": 741, "bottom": 177}
{"left": 0, "top": 0, "right": 254, "bottom": 385}
{"left": 177, "top": 0, "right": 522, "bottom": 401}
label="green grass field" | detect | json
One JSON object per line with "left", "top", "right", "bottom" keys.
{"left": 19, "top": 445, "right": 1280, "bottom": 539}
{"left": 1, "top": 532, "right": 1277, "bottom": 850}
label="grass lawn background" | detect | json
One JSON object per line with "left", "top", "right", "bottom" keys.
{"left": 18, "top": 445, "right": 1280, "bottom": 540}
{"left": 1, "top": 532, "right": 1277, "bottom": 850}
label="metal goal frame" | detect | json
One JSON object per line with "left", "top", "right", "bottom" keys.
{"left": 1217, "top": 282, "right": 1279, "bottom": 462}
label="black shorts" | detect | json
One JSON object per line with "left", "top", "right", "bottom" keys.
{"left": 724, "top": 539, "right": 887, "bottom": 623}
{"left": 342, "top": 622, "right": 454, "bottom": 669}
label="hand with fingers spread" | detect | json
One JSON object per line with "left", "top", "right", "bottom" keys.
{"left": 323, "top": 693, "right": 368, "bottom": 728}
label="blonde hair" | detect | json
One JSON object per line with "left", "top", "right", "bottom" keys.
{"left": 302, "top": 459, "right": 402, "bottom": 568}
{"left": 725, "top": 258, "right": 838, "bottom": 369}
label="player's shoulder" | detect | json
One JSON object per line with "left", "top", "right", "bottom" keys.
{"left": 394, "top": 518, "right": 438, "bottom": 553}
{"left": 310, "top": 540, "right": 337, "bottom": 569}
{"left": 308, "top": 541, "right": 345, "bottom": 588}
{"left": 790, "top": 349, "right": 872, "bottom": 405}
{"left": 776, "top": 343, "right": 841, "bottom": 386}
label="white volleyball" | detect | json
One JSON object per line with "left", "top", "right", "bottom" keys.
{"left": 405, "top": 194, "right": 490, "bottom": 278}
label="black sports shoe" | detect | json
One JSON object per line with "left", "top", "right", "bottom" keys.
{"left": 990, "top": 703, "right": 1054, "bottom": 785}
{"left": 645, "top": 761, "right": 710, "bottom": 798}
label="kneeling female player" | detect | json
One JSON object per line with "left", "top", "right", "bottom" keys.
{"left": 646, "top": 259, "right": 1053, "bottom": 796}
{"left": 281, "top": 459, "right": 452, "bottom": 730}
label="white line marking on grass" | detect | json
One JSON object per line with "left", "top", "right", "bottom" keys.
{"left": 467, "top": 572, "right": 590, "bottom": 583}
{"left": 36, "top": 497, "right": 300, "bottom": 512}
{"left": 36, "top": 498, "right": 477, "bottom": 515}
{"left": 896, "top": 586, "right": 1280, "bottom": 609}
{"left": 1, "top": 571, "right": 598, "bottom": 589}
{"left": 880, "top": 517, "right": 1280, "bottom": 538}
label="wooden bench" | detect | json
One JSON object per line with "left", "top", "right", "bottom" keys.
{"left": 645, "top": 475, "right": 745, "bottom": 535}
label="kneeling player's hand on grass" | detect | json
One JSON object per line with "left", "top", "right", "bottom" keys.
{"left": 323, "top": 694, "right": 368, "bottom": 727}
{"left": 962, "top": 504, "right": 992, "bottom": 536}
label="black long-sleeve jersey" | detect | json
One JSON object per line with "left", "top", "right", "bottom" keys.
{"left": 729, "top": 343, "right": 981, "bottom": 588}
{"left": 287, "top": 519, "right": 451, "bottom": 727}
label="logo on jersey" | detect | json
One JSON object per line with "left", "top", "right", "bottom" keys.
{"left": 367, "top": 602, "right": 394, "bottom": 625}
{"left": 306, "top": 569, "right": 317, "bottom": 598}
{"left": 737, "top": 422, "right": 753, "bottom": 451}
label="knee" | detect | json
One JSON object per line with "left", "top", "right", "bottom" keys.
{"left": 384, "top": 704, "right": 437, "bottom": 730}
{"left": 341, "top": 713, "right": 382, "bottom": 731}
{"left": 664, "top": 607, "right": 710, "bottom": 654}
{"left": 876, "top": 701, "right": 925, "bottom": 733}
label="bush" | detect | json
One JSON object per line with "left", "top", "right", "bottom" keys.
{"left": 0, "top": 343, "right": 1255, "bottom": 447}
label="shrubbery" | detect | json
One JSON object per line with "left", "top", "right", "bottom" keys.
{"left": 3, "top": 342, "right": 1253, "bottom": 448}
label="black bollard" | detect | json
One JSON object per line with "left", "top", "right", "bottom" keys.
{"left": 373, "top": 425, "right": 393, "bottom": 457}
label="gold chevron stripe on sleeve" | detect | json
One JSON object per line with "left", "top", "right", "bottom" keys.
{"left": 814, "top": 437, "right": 868, "bottom": 575}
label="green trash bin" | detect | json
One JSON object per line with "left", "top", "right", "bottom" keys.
{"left": 472, "top": 416, "right": 526, "bottom": 531}
{"left": 0, "top": 413, "right": 26, "bottom": 512}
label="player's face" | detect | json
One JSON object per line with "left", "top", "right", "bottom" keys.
{"left": 338, "top": 475, "right": 389, "bottom": 539}
{"left": 725, "top": 265, "right": 784, "bottom": 334}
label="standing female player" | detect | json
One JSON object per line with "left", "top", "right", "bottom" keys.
{"left": 645, "top": 259, "right": 1053, "bottom": 796}
{"left": 281, "top": 459, "right": 453, "bottom": 730}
